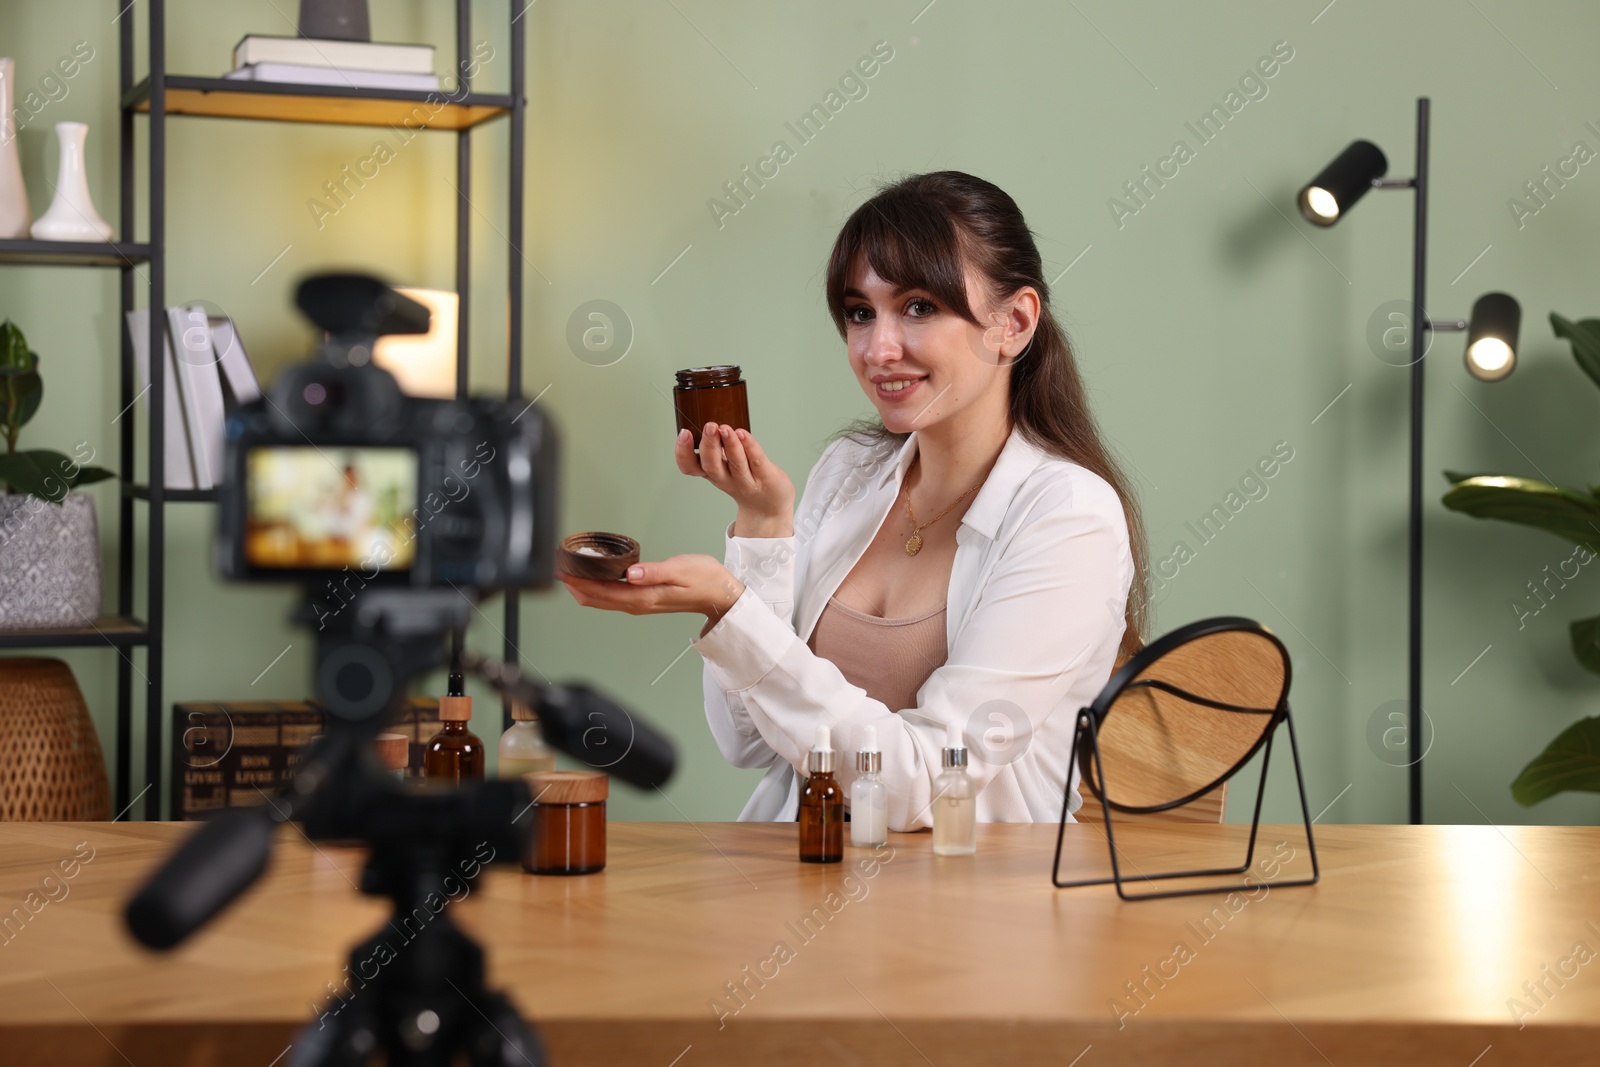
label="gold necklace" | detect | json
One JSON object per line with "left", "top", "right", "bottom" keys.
{"left": 902, "top": 478, "right": 982, "bottom": 556}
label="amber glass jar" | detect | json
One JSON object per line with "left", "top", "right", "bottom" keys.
{"left": 673, "top": 365, "right": 750, "bottom": 451}
{"left": 522, "top": 769, "right": 608, "bottom": 875}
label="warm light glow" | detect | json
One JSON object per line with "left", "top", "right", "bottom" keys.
{"left": 372, "top": 288, "right": 458, "bottom": 398}
{"left": 1305, "top": 186, "right": 1340, "bottom": 220}
{"left": 1440, "top": 825, "right": 1522, "bottom": 1013}
{"left": 1467, "top": 336, "right": 1513, "bottom": 379}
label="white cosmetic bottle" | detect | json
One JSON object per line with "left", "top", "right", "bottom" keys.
{"left": 850, "top": 725, "right": 887, "bottom": 847}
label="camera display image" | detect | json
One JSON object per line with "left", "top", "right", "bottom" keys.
{"left": 245, "top": 447, "right": 417, "bottom": 570}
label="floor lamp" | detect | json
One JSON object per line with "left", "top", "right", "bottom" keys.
{"left": 1295, "top": 97, "right": 1522, "bottom": 824}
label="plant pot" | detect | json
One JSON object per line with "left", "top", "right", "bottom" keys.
{"left": 0, "top": 492, "right": 102, "bottom": 629}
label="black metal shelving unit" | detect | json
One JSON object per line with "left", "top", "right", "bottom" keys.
{"left": 0, "top": 1, "right": 527, "bottom": 820}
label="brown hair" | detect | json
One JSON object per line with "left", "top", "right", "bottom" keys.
{"left": 822, "top": 170, "right": 1150, "bottom": 665}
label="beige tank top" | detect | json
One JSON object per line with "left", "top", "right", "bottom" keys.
{"left": 806, "top": 594, "right": 948, "bottom": 713}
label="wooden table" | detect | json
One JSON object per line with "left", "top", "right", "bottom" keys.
{"left": 1, "top": 820, "right": 1597, "bottom": 1065}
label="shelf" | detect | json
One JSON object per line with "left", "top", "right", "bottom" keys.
{"left": 0, "top": 615, "right": 149, "bottom": 649}
{"left": 0, "top": 239, "right": 152, "bottom": 267}
{"left": 124, "top": 76, "right": 513, "bottom": 130}
{"left": 127, "top": 485, "right": 219, "bottom": 503}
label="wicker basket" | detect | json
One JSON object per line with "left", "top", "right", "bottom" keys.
{"left": 0, "top": 657, "right": 110, "bottom": 820}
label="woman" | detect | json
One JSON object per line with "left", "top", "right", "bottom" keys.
{"left": 559, "top": 170, "right": 1150, "bottom": 831}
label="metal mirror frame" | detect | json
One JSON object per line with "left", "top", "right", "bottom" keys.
{"left": 1051, "top": 615, "right": 1320, "bottom": 901}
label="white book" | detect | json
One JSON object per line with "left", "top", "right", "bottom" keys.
{"left": 167, "top": 305, "right": 227, "bottom": 490}
{"left": 127, "top": 308, "right": 196, "bottom": 491}
{"left": 208, "top": 316, "right": 261, "bottom": 405}
{"left": 232, "top": 34, "right": 435, "bottom": 75}
{"left": 223, "top": 62, "right": 440, "bottom": 91}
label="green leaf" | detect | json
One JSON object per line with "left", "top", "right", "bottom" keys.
{"left": 1442, "top": 468, "right": 1505, "bottom": 485}
{"left": 1512, "top": 715, "right": 1600, "bottom": 806}
{"left": 2, "top": 369, "right": 40, "bottom": 438}
{"left": 70, "top": 465, "right": 114, "bottom": 487}
{"left": 0, "top": 320, "right": 32, "bottom": 375}
{"left": 1571, "top": 615, "right": 1600, "bottom": 677}
{"left": 0, "top": 449, "right": 113, "bottom": 502}
{"left": 1441, "top": 475, "right": 1600, "bottom": 549}
{"left": 1551, "top": 313, "right": 1600, "bottom": 394}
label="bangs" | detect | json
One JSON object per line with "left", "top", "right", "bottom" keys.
{"left": 825, "top": 187, "right": 980, "bottom": 335}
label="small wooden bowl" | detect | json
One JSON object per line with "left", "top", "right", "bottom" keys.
{"left": 558, "top": 531, "right": 640, "bottom": 581}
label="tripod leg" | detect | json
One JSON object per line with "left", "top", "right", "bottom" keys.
{"left": 466, "top": 990, "right": 545, "bottom": 1067}
{"left": 288, "top": 1002, "right": 380, "bottom": 1067}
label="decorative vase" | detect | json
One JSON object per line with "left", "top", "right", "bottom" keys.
{"left": 0, "top": 657, "right": 110, "bottom": 820}
{"left": 0, "top": 58, "right": 31, "bottom": 239}
{"left": 0, "top": 493, "right": 103, "bottom": 629}
{"left": 30, "top": 122, "right": 113, "bottom": 242}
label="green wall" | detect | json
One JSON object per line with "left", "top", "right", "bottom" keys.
{"left": 3, "top": 0, "right": 1598, "bottom": 826}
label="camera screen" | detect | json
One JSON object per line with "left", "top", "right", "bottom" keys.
{"left": 245, "top": 447, "right": 417, "bottom": 570}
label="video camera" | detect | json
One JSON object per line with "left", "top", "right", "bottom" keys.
{"left": 216, "top": 273, "right": 559, "bottom": 596}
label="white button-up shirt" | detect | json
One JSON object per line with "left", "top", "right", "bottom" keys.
{"left": 691, "top": 423, "right": 1134, "bottom": 830}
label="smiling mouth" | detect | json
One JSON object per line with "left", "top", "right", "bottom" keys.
{"left": 875, "top": 376, "right": 927, "bottom": 400}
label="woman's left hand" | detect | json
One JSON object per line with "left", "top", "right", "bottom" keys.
{"left": 557, "top": 554, "right": 746, "bottom": 625}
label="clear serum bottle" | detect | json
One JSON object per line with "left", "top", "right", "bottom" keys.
{"left": 498, "top": 700, "right": 555, "bottom": 779}
{"left": 850, "top": 724, "right": 887, "bottom": 848}
{"left": 932, "top": 722, "right": 976, "bottom": 856}
{"left": 798, "top": 724, "right": 844, "bottom": 863}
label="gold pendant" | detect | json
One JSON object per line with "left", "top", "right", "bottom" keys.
{"left": 905, "top": 533, "right": 923, "bottom": 556}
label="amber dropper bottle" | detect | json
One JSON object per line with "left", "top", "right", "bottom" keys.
{"left": 798, "top": 724, "right": 843, "bottom": 863}
{"left": 423, "top": 670, "right": 485, "bottom": 785}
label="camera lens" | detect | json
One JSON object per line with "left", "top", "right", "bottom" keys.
{"left": 316, "top": 643, "right": 394, "bottom": 721}
{"left": 302, "top": 382, "right": 328, "bottom": 406}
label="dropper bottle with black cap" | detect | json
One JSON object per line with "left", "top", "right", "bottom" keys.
{"left": 423, "top": 670, "right": 485, "bottom": 785}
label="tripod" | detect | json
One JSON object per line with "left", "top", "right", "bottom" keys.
{"left": 286, "top": 743, "right": 544, "bottom": 1067}
{"left": 126, "top": 590, "right": 676, "bottom": 1066}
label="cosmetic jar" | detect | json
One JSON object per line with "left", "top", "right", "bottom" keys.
{"left": 374, "top": 732, "right": 410, "bottom": 779}
{"left": 521, "top": 769, "right": 608, "bottom": 875}
{"left": 673, "top": 365, "right": 750, "bottom": 451}
{"left": 557, "top": 532, "right": 640, "bottom": 581}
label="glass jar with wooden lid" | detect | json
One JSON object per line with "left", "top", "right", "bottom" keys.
{"left": 521, "top": 769, "right": 608, "bottom": 875}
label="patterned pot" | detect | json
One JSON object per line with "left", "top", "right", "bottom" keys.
{"left": 0, "top": 493, "right": 102, "bottom": 629}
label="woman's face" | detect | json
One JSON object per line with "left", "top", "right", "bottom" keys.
{"left": 841, "top": 256, "right": 1021, "bottom": 437}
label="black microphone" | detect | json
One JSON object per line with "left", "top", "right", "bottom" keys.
{"left": 125, "top": 805, "right": 277, "bottom": 950}
{"left": 534, "top": 683, "right": 678, "bottom": 790}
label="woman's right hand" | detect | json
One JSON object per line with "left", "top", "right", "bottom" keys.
{"left": 676, "top": 423, "right": 795, "bottom": 531}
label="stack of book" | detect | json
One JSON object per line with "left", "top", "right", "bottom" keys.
{"left": 224, "top": 34, "right": 438, "bottom": 91}
{"left": 172, "top": 696, "right": 444, "bottom": 820}
{"left": 127, "top": 305, "right": 260, "bottom": 491}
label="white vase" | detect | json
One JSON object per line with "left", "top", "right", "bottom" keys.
{"left": 31, "top": 122, "right": 113, "bottom": 242}
{"left": 0, "top": 58, "right": 31, "bottom": 239}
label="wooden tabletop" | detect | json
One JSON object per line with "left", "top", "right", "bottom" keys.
{"left": 1, "top": 820, "right": 1597, "bottom": 1065}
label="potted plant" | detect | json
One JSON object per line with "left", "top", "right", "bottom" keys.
{"left": 0, "top": 319, "right": 114, "bottom": 628}
{"left": 1441, "top": 312, "right": 1600, "bottom": 808}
